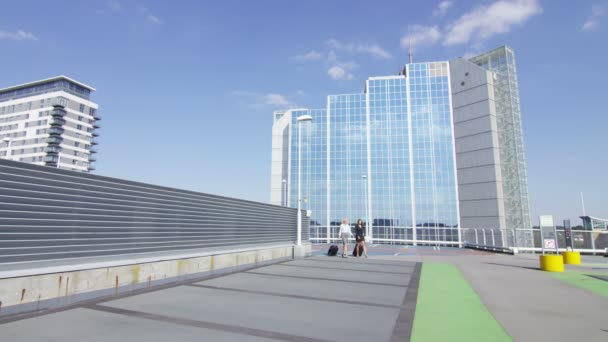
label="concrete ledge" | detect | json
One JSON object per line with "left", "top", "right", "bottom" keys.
{"left": 293, "top": 243, "right": 313, "bottom": 258}
{"left": 0, "top": 244, "right": 299, "bottom": 317}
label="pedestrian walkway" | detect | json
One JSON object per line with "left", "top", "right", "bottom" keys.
{"left": 0, "top": 256, "right": 419, "bottom": 342}
{"left": 1, "top": 246, "right": 607, "bottom": 341}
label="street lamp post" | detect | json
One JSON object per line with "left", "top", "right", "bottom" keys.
{"left": 362, "top": 174, "right": 370, "bottom": 243}
{"left": 2, "top": 137, "right": 12, "bottom": 160}
{"left": 282, "top": 179, "right": 287, "bottom": 206}
{"left": 296, "top": 115, "right": 312, "bottom": 246}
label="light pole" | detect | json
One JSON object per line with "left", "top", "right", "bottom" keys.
{"left": 282, "top": 179, "right": 287, "bottom": 206}
{"left": 296, "top": 115, "right": 312, "bottom": 246}
{"left": 362, "top": 174, "right": 368, "bottom": 225}
{"left": 2, "top": 137, "right": 12, "bottom": 160}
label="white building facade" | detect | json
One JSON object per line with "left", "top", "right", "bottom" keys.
{"left": 0, "top": 76, "right": 99, "bottom": 172}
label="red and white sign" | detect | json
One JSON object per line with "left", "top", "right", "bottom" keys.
{"left": 543, "top": 239, "right": 556, "bottom": 249}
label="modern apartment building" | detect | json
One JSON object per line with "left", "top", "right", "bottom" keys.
{"left": 0, "top": 76, "right": 100, "bottom": 172}
{"left": 270, "top": 46, "right": 532, "bottom": 246}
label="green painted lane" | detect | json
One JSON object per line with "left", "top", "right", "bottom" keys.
{"left": 411, "top": 263, "right": 511, "bottom": 342}
{"left": 551, "top": 272, "right": 608, "bottom": 299}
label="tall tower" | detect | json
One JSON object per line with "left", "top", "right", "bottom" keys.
{"left": 449, "top": 46, "right": 532, "bottom": 246}
{"left": 469, "top": 46, "right": 532, "bottom": 232}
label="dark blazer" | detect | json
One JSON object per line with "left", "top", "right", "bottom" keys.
{"left": 355, "top": 225, "right": 365, "bottom": 242}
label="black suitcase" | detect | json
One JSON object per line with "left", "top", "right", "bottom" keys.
{"left": 327, "top": 245, "right": 339, "bottom": 256}
{"left": 352, "top": 244, "right": 363, "bottom": 257}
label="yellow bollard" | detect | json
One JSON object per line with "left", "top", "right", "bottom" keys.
{"left": 539, "top": 254, "right": 564, "bottom": 272}
{"left": 561, "top": 251, "right": 581, "bottom": 265}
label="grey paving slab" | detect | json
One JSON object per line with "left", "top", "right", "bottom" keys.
{"left": 284, "top": 259, "right": 415, "bottom": 273}
{"left": 195, "top": 271, "right": 407, "bottom": 306}
{"left": 0, "top": 308, "right": 281, "bottom": 342}
{"left": 309, "top": 256, "right": 418, "bottom": 267}
{"left": 453, "top": 255, "right": 608, "bottom": 342}
{"left": 249, "top": 264, "right": 411, "bottom": 286}
{"left": 100, "top": 284, "right": 400, "bottom": 342}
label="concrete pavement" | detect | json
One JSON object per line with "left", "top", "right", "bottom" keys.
{"left": 1, "top": 245, "right": 607, "bottom": 341}
{"left": 0, "top": 255, "right": 419, "bottom": 342}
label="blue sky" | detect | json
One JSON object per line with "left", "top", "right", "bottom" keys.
{"left": 1, "top": 0, "right": 606, "bottom": 226}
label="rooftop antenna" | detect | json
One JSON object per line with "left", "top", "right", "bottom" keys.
{"left": 580, "top": 192, "right": 587, "bottom": 216}
{"left": 408, "top": 26, "right": 413, "bottom": 64}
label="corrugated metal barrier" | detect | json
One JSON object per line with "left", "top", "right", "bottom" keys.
{"left": 0, "top": 159, "right": 308, "bottom": 264}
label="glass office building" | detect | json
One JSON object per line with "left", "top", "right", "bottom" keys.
{"left": 270, "top": 46, "right": 533, "bottom": 246}
{"left": 277, "top": 62, "right": 460, "bottom": 245}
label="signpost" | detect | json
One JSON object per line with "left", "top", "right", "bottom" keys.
{"left": 538, "top": 214, "right": 565, "bottom": 271}
{"left": 563, "top": 219, "right": 572, "bottom": 250}
{"left": 539, "top": 215, "right": 558, "bottom": 254}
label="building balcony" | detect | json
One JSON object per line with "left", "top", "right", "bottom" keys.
{"left": 50, "top": 108, "right": 67, "bottom": 117}
{"left": 43, "top": 155, "right": 59, "bottom": 164}
{"left": 44, "top": 146, "right": 62, "bottom": 154}
{"left": 92, "top": 131, "right": 99, "bottom": 137}
{"left": 88, "top": 155, "right": 97, "bottom": 162}
{"left": 93, "top": 121, "right": 101, "bottom": 128}
{"left": 91, "top": 139, "right": 99, "bottom": 145}
{"left": 88, "top": 146, "right": 98, "bottom": 153}
{"left": 48, "top": 127, "right": 64, "bottom": 135}
{"left": 50, "top": 118, "right": 66, "bottom": 126}
{"left": 88, "top": 164, "right": 96, "bottom": 171}
{"left": 46, "top": 136, "right": 63, "bottom": 145}
{"left": 51, "top": 97, "right": 69, "bottom": 108}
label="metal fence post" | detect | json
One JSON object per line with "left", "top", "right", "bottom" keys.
{"left": 475, "top": 229, "right": 479, "bottom": 245}
{"left": 483, "top": 228, "right": 487, "bottom": 245}
{"left": 500, "top": 229, "right": 505, "bottom": 247}
{"left": 491, "top": 230, "right": 496, "bottom": 247}
{"left": 512, "top": 229, "right": 516, "bottom": 247}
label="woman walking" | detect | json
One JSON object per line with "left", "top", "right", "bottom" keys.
{"left": 354, "top": 219, "right": 368, "bottom": 258}
{"left": 338, "top": 218, "right": 353, "bottom": 258}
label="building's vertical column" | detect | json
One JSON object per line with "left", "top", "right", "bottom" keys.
{"left": 406, "top": 66, "right": 417, "bottom": 245}
{"left": 445, "top": 62, "right": 462, "bottom": 245}
{"left": 326, "top": 98, "right": 332, "bottom": 243}
{"left": 365, "top": 81, "right": 373, "bottom": 243}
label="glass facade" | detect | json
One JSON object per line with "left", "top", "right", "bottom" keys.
{"left": 470, "top": 46, "right": 532, "bottom": 245}
{"left": 0, "top": 79, "right": 91, "bottom": 103}
{"left": 287, "top": 62, "right": 460, "bottom": 245}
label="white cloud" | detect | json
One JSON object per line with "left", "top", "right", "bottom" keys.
{"left": 233, "top": 91, "right": 295, "bottom": 108}
{"left": 582, "top": 20, "right": 597, "bottom": 30}
{"left": 400, "top": 25, "right": 441, "bottom": 48}
{"left": 137, "top": 6, "right": 162, "bottom": 24}
{"left": 582, "top": 3, "right": 607, "bottom": 31}
{"left": 443, "top": 0, "right": 542, "bottom": 46}
{"left": 325, "top": 39, "right": 392, "bottom": 59}
{"left": 433, "top": 1, "right": 454, "bottom": 17}
{"left": 327, "top": 66, "right": 354, "bottom": 80}
{"left": 147, "top": 15, "right": 162, "bottom": 24}
{"left": 291, "top": 50, "right": 323, "bottom": 62}
{"left": 360, "top": 45, "right": 392, "bottom": 59}
{"left": 0, "top": 30, "right": 38, "bottom": 41}
{"left": 264, "top": 94, "right": 290, "bottom": 106}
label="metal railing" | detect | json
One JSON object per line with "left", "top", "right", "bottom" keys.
{"left": 309, "top": 225, "right": 607, "bottom": 254}
{"left": 0, "top": 159, "right": 307, "bottom": 265}
{"left": 310, "top": 225, "right": 460, "bottom": 245}
{"left": 461, "top": 228, "right": 608, "bottom": 254}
